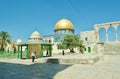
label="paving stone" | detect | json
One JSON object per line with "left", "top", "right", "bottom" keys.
{"left": 0, "top": 55, "right": 120, "bottom": 79}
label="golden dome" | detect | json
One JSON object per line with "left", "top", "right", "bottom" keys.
{"left": 54, "top": 19, "right": 74, "bottom": 31}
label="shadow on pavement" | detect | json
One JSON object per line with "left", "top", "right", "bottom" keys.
{"left": 0, "top": 61, "right": 71, "bottom": 79}
{"left": 47, "top": 58, "right": 60, "bottom": 64}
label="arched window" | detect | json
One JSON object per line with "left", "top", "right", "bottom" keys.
{"left": 62, "top": 30, "right": 64, "bottom": 34}
{"left": 99, "top": 27, "right": 106, "bottom": 42}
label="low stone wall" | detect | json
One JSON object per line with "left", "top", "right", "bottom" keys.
{"left": 103, "top": 42, "right": 120, "bottom": 55}
{"left": 42, "top": 53, "right": 103, "bottom": 64}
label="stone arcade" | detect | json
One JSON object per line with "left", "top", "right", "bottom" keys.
{"left": 81, "top": 21, "right": 120, "bottom": 54}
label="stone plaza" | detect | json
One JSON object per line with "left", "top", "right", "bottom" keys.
{"left": 0, "top": 55, "right": 120, "bottom": 79}
{"left": 0, "top": 19, "right": 120, "bottom": 79}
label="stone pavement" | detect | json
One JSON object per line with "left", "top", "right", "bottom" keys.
{"left": 54, "top": 55, "right": 120, "bottom": 79}
{"left": 0, "top": 55, "right": 120, "bottom": 79}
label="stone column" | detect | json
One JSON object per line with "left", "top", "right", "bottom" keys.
{"left": 105, "top": 26, "right": 109, "bottom": 42}
{"left": 115, "top": 27, "right": 118, "bottom": 41}
{"left": 113, "top": 24, "right": 119, "bottom": 41}
{"left": 95, "top": 28, "right": 99, "bottom": 42}
{"left": 106, "top": 30, "right": 108, "bottom": 42}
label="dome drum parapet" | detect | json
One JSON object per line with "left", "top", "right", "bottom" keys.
{"left": 29, "top": 38, "right": 42, "bottom": 40}
{"left": 54, "top": 28, "right": 74, "bottom": 31}
{"left": 54, "top": 29, "right": 74, "bottom": 34}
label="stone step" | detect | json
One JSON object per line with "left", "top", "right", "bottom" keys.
{"left": 45, "top": 56, "right": 101, "bottom": 64}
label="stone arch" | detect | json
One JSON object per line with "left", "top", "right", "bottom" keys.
{"left": 98, "top": 27, "right": 106, "bottom": 42}
{"left": 108, "top": 26, "right": 116, "bottom": 41}
{"left": 118, "top": 26, "right": 120, "bottom": 41}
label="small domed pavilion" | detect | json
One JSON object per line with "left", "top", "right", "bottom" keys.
{"left": 18, "top": 30, "right": 52, "bottom": 59}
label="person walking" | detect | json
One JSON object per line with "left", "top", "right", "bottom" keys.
{"left": 46, "top": 50, "right": 49, "bottom": 56}
{"left": 31, "top": 51, "right": 36, "bottom": 62}
{"left": 62, "top": 50, "right": 65, "bottom": 55}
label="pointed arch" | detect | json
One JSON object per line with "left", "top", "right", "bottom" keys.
{"left": 98, "top": 27, "right": 106, "bottom": 42}
{"left": 108, "top": 26, "right": 116, "bottom": 41}
{"left": 118, "top": 26, "right": 120, "bottom": 41}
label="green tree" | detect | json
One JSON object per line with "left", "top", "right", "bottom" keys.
{"left": 58, "top": 35, "right": 84, "bottom": 53}
{"left": 0, "top": 31, "right": 11, "bottom": 51}
{"left": 57, "top": 43, "right": 67, "bottom": 50}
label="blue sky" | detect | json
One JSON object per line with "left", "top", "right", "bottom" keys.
{"left": 0, "top": 0, "right": 120, "bottom": 42}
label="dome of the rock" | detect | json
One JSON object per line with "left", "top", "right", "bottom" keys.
{"left": 54, "top": 19, "right": 74, "bottom": 31}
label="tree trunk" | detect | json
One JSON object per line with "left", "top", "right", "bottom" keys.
{"left": 70, "top": 48, "right": 75, "bottom": 53}
{"left": 79, "top": 46, "right": 84, "bottom": 54}
{"left": 0, "top": 39, "right": 5, "bottom": 51}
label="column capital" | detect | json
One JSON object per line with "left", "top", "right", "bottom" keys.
{"left": 112, "top": 23, "right": 120, "bottom": 29}
{"left": 95, "top": 28, "right": 99, "bottom": 32}
{"left": 104, "top": 24, "right": 110, "bottom": 30}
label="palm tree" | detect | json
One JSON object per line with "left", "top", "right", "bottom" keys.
{"left": 0, "top": 31, "right": 11, "bottom": 51}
